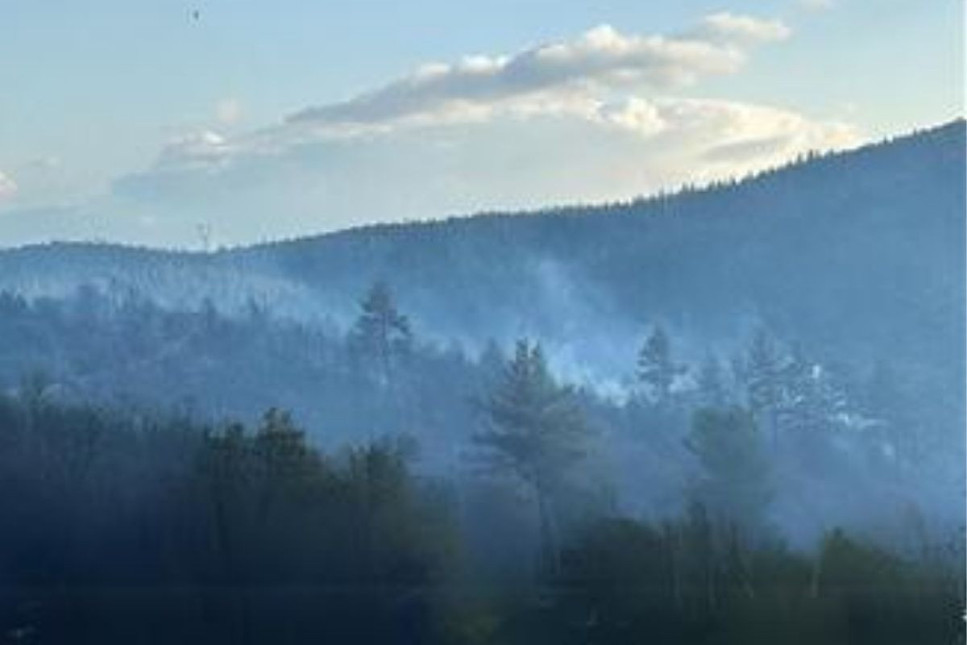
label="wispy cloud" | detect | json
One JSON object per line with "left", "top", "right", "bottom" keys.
{"left": 692, "top": 12, "right": 792, "bottom": 45}
{"left": 157, "top": 131, "right": 236, "bottom": 170}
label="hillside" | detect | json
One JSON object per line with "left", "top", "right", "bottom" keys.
{"left": 1, "top": 121, "right": 963, "bottom": 380}
{"left": 0, "top": 120, "right": 962, "bottom": 537}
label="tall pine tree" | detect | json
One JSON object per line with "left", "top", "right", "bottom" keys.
{"left": 636, "top": 325, "right": 683, "bottom": 407}
{"left": 742, "top": 328, "right": 784, "bottom": 450}
{"left": 348, "top": 281, "right": 412, "bottom": 389}
{"left": 474, "top": 339, "right": 589, "bottom": 574}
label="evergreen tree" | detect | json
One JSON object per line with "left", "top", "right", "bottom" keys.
{"left": 254, "top": 407, "right": 317, "bottom": 486}
{"left": 776, "top": 346, "right": 847, "bottom": 451}
{"left": 348, "top": 281, "right": 412, "bottom": 388}
{"left": 636, "top": 325, "right": 683, "bottom": 407}
{"left": 474, "top": 339, "right": 589, "bottom": 573}
{"left": 743, "top": 328, "right": 784, "bottom": 449}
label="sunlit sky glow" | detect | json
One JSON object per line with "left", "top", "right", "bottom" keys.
{"left": 0, "top": 0, "right": 962, "bottom": 248}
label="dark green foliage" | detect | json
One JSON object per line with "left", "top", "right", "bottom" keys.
{"left": 553, "top": 518, "right": 685, "bottom": 642}
{"left": 0, "top": 395, "right": 457, "bottom": 643}
{"left": 474, "top": 340, "right": 590, "bottom": 573}
{"left": 0, "top": 393, "right": 961, "bottom": 643}
{"left": 475, "top": 341, "right": 588, "bottom": 489}
{"left": 686, "top": 407, "right": 771, "bottom": 535}
{"left": 492, "top": 517, "right": 963, "bottom": 645}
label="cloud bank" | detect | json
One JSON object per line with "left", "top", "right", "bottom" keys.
{"left": 145, "top": 12, "right": 853, "bottom": 176}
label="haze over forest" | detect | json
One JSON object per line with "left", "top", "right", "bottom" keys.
{"left": 0, "top": 122, "right": 965, "bottom": 632}
{"left": 0, "top": 121, "right": 963, "bottom": 642}
{"left": 0, "top": 2, "right": 963, "bottom": 642}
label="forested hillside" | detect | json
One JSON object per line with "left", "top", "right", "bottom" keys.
{"left": 2, "top": 121, "right": 962, "bottom": 382}
{"left": 0, "top": 121, "right": 963, "bottom": 643}
{"left": 0, "top": 121, "right": 963, "bottom": 530}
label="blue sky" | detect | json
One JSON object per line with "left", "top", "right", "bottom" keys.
{"left": 0, "top": 0, "right": 962, "bottom": 247}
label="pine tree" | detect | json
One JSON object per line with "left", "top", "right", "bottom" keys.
{"left": 254, "top": 407, "right": 315, "bottom": 480}
{"left": 636, "top": 325, "right": 683, "bottom": 407}
{"left": 776, "top": 346, "right": 847, "bottom": 450}
{"left": 474, "top": 339, "right": 588, "bottom": 574}
{"left": 348, "top": 281, "right": 412, "bottom": 388}
{"left": 743, "top": 328, "right": 784, "bottom": 449}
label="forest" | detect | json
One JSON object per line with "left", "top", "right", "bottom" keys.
{"left": 0, "top": 278, "right": 963, "bottom": 643}
{"left": 0, "top": 361, "right": 962, "bottom": 643}
{"left": 0, "top": 123, "right": 963, "bottom": 643}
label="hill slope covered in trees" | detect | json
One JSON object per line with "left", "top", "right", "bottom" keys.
{"left": 0, "top": 123, "right": 963, "bottom": 642}
{"left": 2, "top": 121, "right": 962, "bottom": 380}
{"left": 0, "top": 121, "right": 962, "bottom": 542}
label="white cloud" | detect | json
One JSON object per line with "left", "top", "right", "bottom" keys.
{"left": 0, "top": 171, "right": 18, "bottom": 202}
{"left": 694, "top": 12, "right": 792, "bottom": 46}
{"left": 283, "top": 14, "right": 788, "bottom": 135}
{"left": 650, "top": 97, "right": 859, "bottom": 173}
{"left": 87, "top": 12, "right": 859, "bottom": 247}
{"left": 596, "top": 97, "right": 667, "bottom": 136}
{"left": 157, "top": 130, "right": 234, "bottom": 170}
{"left": 108, "top": 95, "right": 861, "bottom": 246}
{"left": 598, "top": 97, "right": 858, "bottom": 152}
{"left": 136, "top": 14, "right": 798, "bottom": 177}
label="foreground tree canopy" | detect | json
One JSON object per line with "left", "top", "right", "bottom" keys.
{"left": 0, "top": 386, "right": 961, "bottom": 644}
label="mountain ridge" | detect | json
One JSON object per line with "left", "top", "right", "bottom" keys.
{"left": 1, "top": 118, "right": 962, "bottom": 258}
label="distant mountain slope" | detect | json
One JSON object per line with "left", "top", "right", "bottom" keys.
{"left": 1, "top": 121, "right": 963, "bottom": 391}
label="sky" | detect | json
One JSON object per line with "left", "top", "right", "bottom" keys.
{"left": 0, "top": 0, "right": 962, "bottom": 248}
